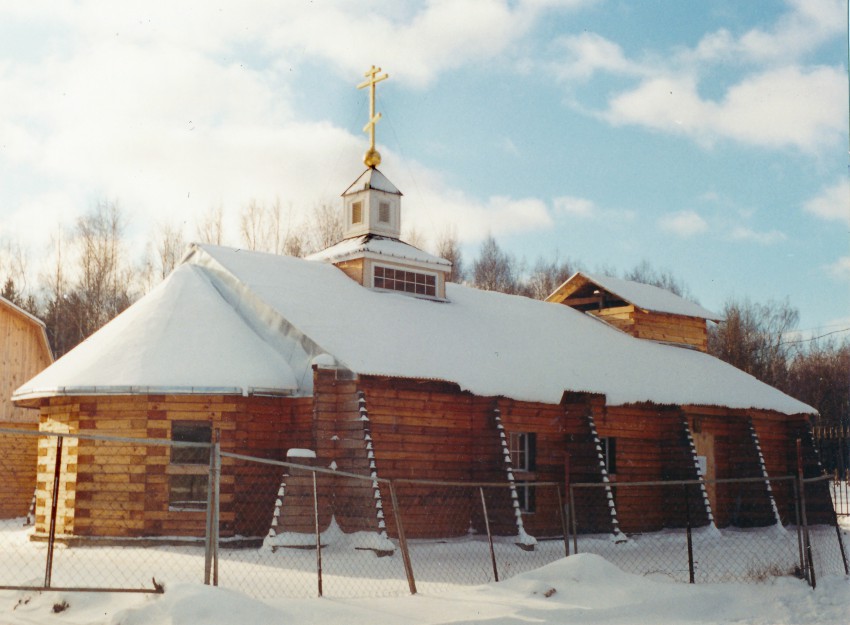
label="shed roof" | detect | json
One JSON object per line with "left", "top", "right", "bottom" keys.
{"left": 549, "top": 272, "right": 721, "bottom": 321}
{"left": 16, "top": 244, "right": 812, "bottom": 415}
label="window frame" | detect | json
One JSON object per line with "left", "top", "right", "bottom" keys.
{"left": 372, "top": 264, "right": 438, "bottom": 298}
{"left": 509, "top": 431, "right": 537, "bottom": 513}
{"left": 168, "top": 422, "right": 212, "bottom": 511}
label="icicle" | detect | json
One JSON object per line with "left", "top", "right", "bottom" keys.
{"left": 277, "top": 487, "right": 285, "bottom": 497}
{"left": 275, "top": 499, "right": 282, "bottom": 507}
{"left": 271, "top": 518, "right": 278, "bottom": 527}
{"left": 329, "top": 460, "right": 338, "bottom": 470}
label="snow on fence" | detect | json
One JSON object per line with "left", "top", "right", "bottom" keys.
{"left": 0, "top": 428, "right": 846, "bottom": 599}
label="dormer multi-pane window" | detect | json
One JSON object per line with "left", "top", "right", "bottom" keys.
{"left": 352, "top": 201, "right": 363, "bottom": 224}
{"left": 374, "top": 265, "right": 436, "bottom": 297}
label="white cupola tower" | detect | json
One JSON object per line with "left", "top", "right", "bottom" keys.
{"left": 341, "top": 168, "right": 402, "bottom": 240}
{"left": 306, "top": 65, "right": 452, "bottom": 300}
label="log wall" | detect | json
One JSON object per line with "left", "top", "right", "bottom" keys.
{"left": 357, "top": 375, "right": 494, "bottom": 539}
{"left": 33, "top": 394, "right": 312, "bottom": 540}
{"left": 594, "top": 404, "right": 706, "bottom": 533}
{"left": 592, "top": 306, "right": 708, "bottom": 351}
{"left": 685, "top": 407, "right": 775, "bottom": 527}
{"left": 0, "top": 422, "right": 39, "bottom": 518}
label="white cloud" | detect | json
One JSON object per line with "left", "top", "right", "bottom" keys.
{"left": 728, "top": 226, "right": 786, "bottom": 245}
{"left": 553, "top": 0, "right": 847, "bottom": 153}
{"left": 552, "top": 32, "right": 645, "bottom": 81}
{"left": 604, "top": 65, "right": 846, "bottom": 152}
{"left": 690, "top": 0, "right": 844, "bottom": 65}
{"left": 659, "top": 211, "right": 708, "bottom": 237}
{"left": 553, "top": 196, "right": 596, "bottom": 218}
{"left": 399, "top": 165, "right": 554, "bottom": 244}
{"left": 804, "top": 179, "right": 850, "bottom": 225}
{"left": 827, "top": 256, "right": 850, "bottom": 280}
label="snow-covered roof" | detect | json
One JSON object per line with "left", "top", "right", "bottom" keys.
{"left": 554, "top": 272, "right": 721, "bottom": 320}
{"left": 13, "top": 263, "right": 298, "bottom": 401}
{"left": 306, "top": 234, "right": 451, "bottom": 268}
{"left": 16, "top": 244, "right": 812, "bottom": 414}
{"left": 342, "top": 167, "right": 401, "bottom": 196}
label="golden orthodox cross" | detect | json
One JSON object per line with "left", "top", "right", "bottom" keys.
{"left": 357, "top": 65, "right": 389, "bottom": 167}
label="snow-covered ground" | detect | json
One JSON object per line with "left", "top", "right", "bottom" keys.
{"left": 1, "top": 552, "right": 848, "bottom": 625}
{"left": 0, "top": 519, "right": 847, "bottom": 624}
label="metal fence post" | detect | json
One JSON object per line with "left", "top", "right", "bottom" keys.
{"left": 313, "top": 470, "right": 323, "bottom": 598}
{"left": 479, "top": 487, "right": 499, "bottom": 582}
{"left": 388, "top": 480, "right": 416, "bottom": 594}
{"left": 562, "top": 453, "right": 571, "bottom": 557}
{"left": 204, "top": 438, "right": 216, "bottom": 585}
{"left": 213, "top": 431, "right": 221, "bottom": 586}
{"left": 684, "top": 483, "right": 694, "bottom": 584}
{"left": 569, "top": 484, "right": 578, "bottom": 554}
{"left": 44, "top": 434, "right": 63, "bottom": 588}
{"left": 797, "top": 439, "right": 816, "bottom": 588}
{"left": 793, "top": 475, "right": 804, "bottom": 578}
{"left": 556, "top": 486, "right": 569, "bottom": 557}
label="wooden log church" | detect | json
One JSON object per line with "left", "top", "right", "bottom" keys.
{"left": 12, "top": 66, "right": 829, "bottom": 544}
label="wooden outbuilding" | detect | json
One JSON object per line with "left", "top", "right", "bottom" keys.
{"left": 0, "top": 296, "right": 53, "bottom": 519}
{"left": 547, "top": 272, "right": 721, "bottom": 352}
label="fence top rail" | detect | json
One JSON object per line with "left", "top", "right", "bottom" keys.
{"left": 571, "top": 475, "right": 797, "bottom": 489}
{"left": 392, "top": 478, "right": 562, "bottom": 488}
{"left": 0, "top": 426, "right": 208, "bottom": 449}
{"left": 803, "top": 474, "right": 835, "bottom": 485}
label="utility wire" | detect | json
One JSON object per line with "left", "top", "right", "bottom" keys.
{"left": 779, "top": 326, "right": 850, "bottom": 346}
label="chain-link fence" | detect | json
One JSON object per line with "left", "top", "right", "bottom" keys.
{"left": 0, "top": 427, "right": 846, "bottom": 598}
{"left": 568, "top": 475, "right": 848, "bottom": 587}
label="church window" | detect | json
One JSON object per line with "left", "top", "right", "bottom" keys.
{"left": 373, "top": 265, "right": 436, "bottom": 297}
{"left": 352, "top": 201, "right": 363, "bottom": 224}
{"left": 378, "top": 201, "right": 391, "bottom": 223}
{"left": 509, "top": 432, "right": 537, "bottom": 513}
{"left": 600, "top": 437, "right": 617, "bottom": 474}
{"left": 168, "top": 422, "right": 211, "bottom": 510}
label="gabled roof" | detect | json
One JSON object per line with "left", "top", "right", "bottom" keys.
{"left": 548, "top": 272, "right": 721, "bottom": 321}
{"left": 342, "top": 167, "right": 401, "bottom": 196}
{"left": 16, "top": 244, "right": 812, "bottom": 415}
{"left": 14, "top": 263, "right": 298, "bottom": 401}
{"left": 306, "top": 234, "right": 451, "bottom": 268}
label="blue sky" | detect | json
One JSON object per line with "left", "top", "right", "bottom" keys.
{"left": 0, "top": 0, "right": 848, "bottom": 337}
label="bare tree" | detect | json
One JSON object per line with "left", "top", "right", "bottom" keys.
{"left": 524, "top": 256, "right": 578, "bottom": 301}
{"left": 195, "top": 204, "right": 225, "bottom": 246}
{"left": 308, "top": 201, "right": 344, "bottom": 252}
{"left": 403, "top": 226, "right": 427, "bottom": 250}
{"left": 623, "top": 260, "right": 690, "bottom": 298}
{"left": 787, "top": 337, "right": 850, "bottom": 428}
{"left": 472, "top": 234, "right": 519, "bottom": 294}
{"left": 155, "top": 222, "right": 187, "bottom": 279}
{"left": 708, "top": 298, "right": 799, "bottom": 389}
{"left": 239, "top": 199, "right": 265, "bottom": 251}
{"left": 434, "top": 228, "right": 465, "bottom": 283}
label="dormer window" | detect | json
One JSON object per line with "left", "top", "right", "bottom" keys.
{"left": 374, "top": 265, "right": 436, "bottom": 297}
{"left": 378, "top": 202, "right": 390, "bottom": 223}
{"left": 352, "top": 201, "right": 363, "bottom": 224}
